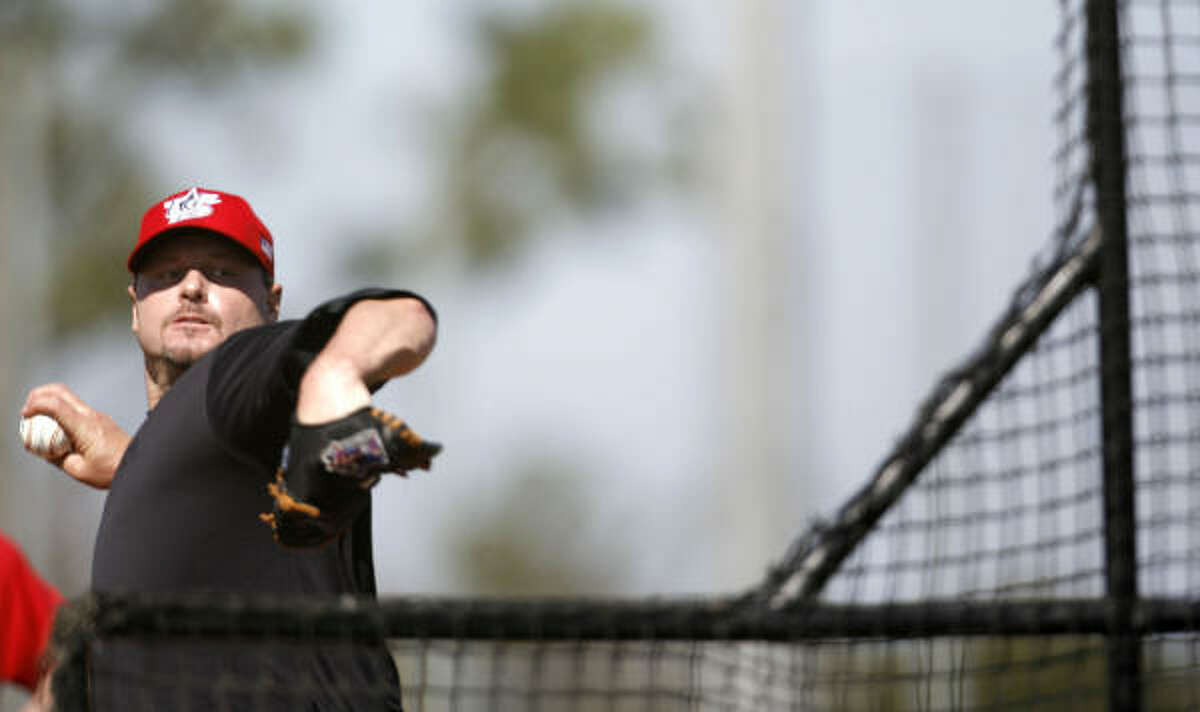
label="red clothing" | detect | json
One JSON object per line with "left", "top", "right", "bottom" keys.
{"left": 0, "top": 532, "right": 62, "bottom": 691}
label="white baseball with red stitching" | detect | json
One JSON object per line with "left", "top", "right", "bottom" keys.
{"left": 19, "top": 414, "right": 70, "bottom": 458}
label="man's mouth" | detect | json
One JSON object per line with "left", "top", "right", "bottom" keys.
{"left": 171, "top": 314, "right": 215, "bottom": 328}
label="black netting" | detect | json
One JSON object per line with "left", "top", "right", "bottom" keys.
{"left": 819, "top": 291, "right": 1104, "bottom": 605}
{"left": 1124, "top": 0, "right": 1200, "bottom": 602}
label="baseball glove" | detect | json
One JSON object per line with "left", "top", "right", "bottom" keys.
{"left": 259, "top": 406, "right": 442, "bottom": 547}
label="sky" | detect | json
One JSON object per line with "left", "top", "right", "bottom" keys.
{"left": 12, "top": 0, "right": 1063, "bottom": 599}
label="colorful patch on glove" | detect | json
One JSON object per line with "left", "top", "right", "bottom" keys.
{"left": 320, "top": 428, "right": 389, "bottom": 476}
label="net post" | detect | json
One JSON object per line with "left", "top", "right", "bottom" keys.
{"left": 49, "top": 595, "right": 100, "bottom": 712}
{"left": 51, "top": 640, "right": 90, "bottom": 712}
{"left": 1085, "top": 0, "right": 1141, "bottom": 710}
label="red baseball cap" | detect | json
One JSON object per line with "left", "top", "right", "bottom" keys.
{"left": 128, "top": 187, "right": 275, "bottom": 278}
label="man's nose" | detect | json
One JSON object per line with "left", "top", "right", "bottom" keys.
{"left": 180, "top": 269, "right": 207, "bottom": 299}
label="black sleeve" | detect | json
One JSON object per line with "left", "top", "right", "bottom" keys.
{"left": 206, "top": 288, "right": 437, "bottom": 467}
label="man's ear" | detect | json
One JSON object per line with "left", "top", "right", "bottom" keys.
{"left": 128, "top": 283, "right": 140, "bottom": 334}
{"left": 267, "top": 283, "right": 283, "bottom": 322}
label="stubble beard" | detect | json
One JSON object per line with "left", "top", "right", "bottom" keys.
{"left": 143, "top": 350, "right": 197, "bottom": 392}
{"left": 143, "top": 336, "right": 217, "bottom": 392}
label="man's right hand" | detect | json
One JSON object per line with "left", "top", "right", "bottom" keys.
{"left": 21, "top": 384, "right": 130, "bottom": 490}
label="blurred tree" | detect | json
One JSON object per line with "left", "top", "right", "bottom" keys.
{"left": 118, "top": 0, "right": 308, "bottom": 80}
{"left": 1, "top": 0, "right": 313, "bottom": 339}
{"left": 0, "top": 0, "right": 312, "bottom": 596}
{"left": 347, "top": 0, "right": 696, "bottom": 277}
{"left": 450, "top": 461, "right": 628, "bottom": 596}
{"left": 452, "top": 1, "right": 648, "bottom": 266}
{"left": 344, "top": 1, "right": 698, "bottom": 598}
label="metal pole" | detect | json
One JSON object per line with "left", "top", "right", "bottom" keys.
{"left": 1085, "top": 0, "right": 1141, "bottom": 710}
{"left": 719, "top": 0, "right": 795, "bottom": 588}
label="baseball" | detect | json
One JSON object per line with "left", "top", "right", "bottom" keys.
{"left": 19, "top": 414, "right": 71, "bottom": 458}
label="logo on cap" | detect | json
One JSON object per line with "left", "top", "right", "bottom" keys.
{"left": 164, "top": 188, "right": 221, "bottom": 224}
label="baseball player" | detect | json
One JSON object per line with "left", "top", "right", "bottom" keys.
{"left": 21, "top": 187, "right": 439, "bottom": 710}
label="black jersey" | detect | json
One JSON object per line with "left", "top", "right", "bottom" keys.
{"left": 89, "top": 288, "right": 433, "bottom": 711}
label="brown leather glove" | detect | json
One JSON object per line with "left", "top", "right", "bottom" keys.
{"left": 260, "top": 406, "right": 442, "bottom": 547}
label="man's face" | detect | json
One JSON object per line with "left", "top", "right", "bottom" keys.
{"left": 129, "top": 230, "right": 282, "bottom": 371}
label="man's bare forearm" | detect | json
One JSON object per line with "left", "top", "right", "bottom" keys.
{"left": 295, "top": 297, "right": 437, "bottom": 424}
